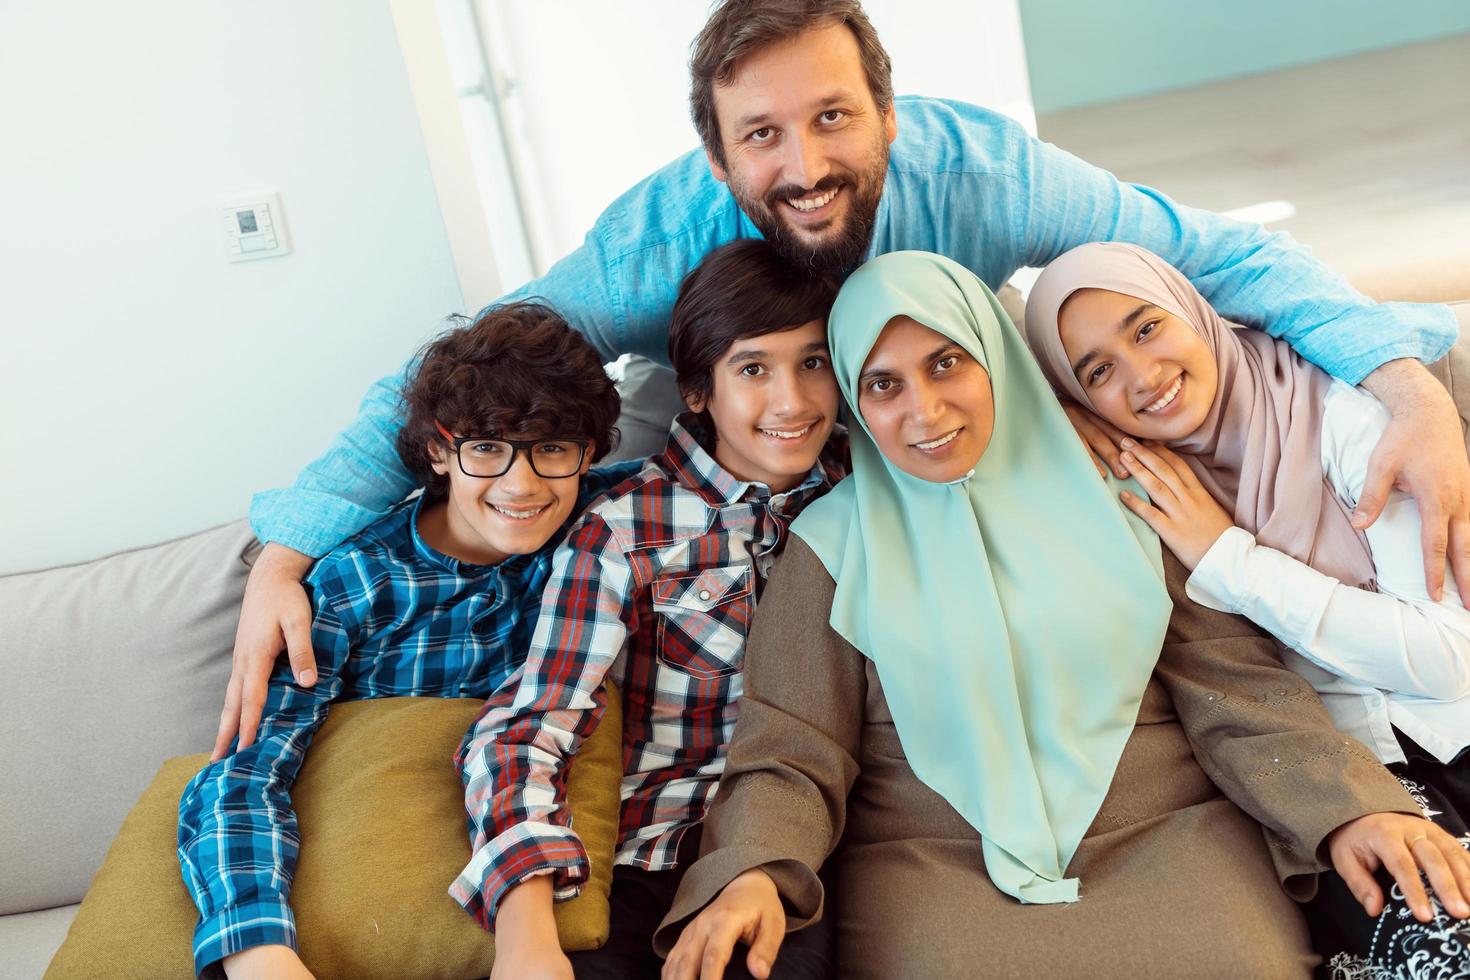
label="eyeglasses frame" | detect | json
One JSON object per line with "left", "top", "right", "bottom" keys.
{"left": 434, "top": 421, "right": 590, "bottom": 479}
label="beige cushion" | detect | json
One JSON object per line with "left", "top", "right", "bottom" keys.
{"left": 45, "top": 690, "right": 623, "bottom": 979}
{"left": 0, "top": 520, "right": 258, "bottom": 914}
{"left": 1354, "top": 259, "right": 1470, "bottom": 306}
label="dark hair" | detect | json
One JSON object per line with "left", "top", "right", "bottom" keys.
{"left": 669, "top": 239, "right": 839, "bottom": 410}
{"left": 690, "top": 0, "right": 893, "bottom": 167}
{"left": 397, "top": 301, "right": 620, "bottom": 500}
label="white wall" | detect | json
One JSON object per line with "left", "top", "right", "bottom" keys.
{"left": 0, "top": 1, "right": 468, "bottom": 573}
{"left": 467, "top": 0, "right": 1034, "bottom": 280}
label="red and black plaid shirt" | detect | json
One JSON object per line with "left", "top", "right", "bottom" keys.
{"left": 451, "top": 414, "right": 848, "bottom": 927}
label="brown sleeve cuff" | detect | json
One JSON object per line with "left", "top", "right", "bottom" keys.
{"left": 652, "top": 848, "right": 824, "bottom": 957}
{"left": 1248, "top": 738, "right": 1421, "bottom": 900}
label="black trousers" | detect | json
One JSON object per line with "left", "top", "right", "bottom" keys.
{"left": 1304, "top": 732, "right": 1470, "bottom": 978}
{"left": 568, "top": 831, "right": 834, "bottom": 980}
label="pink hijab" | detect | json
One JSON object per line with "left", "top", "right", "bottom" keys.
{"left": 1022, "top": 242, "right": 1375, "bottom": 590}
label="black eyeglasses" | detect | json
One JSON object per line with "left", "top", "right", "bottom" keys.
{"left": 435, "top": 422, "right": 588, "bottom": 479}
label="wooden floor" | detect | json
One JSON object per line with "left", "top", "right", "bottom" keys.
{"left": 1035, "top": 34, "right": 1470, "bottom": 303}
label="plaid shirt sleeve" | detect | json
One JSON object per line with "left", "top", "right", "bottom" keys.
{"left": 450, "top": 512, "right": 637, "bottom": 929}
{"left": 176, "top": 575, "right": 359, "bottom": 975}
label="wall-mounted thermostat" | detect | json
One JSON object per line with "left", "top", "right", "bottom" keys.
{"left": 221, "top": 192, "right": 291, "bottom": 262}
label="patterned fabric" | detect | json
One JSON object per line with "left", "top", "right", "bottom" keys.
{"left": 451, "top": 415, "right": 849, "bottom": 927}
{"left": 1308, "top": 735, "right": 1470, "bottom": 979}
{"left": 177, "top": 463, "right": 636, "bottom": 976}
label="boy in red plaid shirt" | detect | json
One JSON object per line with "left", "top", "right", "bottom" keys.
{"left": 453, "top": 240, "right": 848, "bottom": 979}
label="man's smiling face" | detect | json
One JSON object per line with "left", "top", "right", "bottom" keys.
{"left": 708, "top": 22, "right": 897, "bottom": 277}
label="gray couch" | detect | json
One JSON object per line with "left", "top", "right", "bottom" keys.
{"left": 1, "top": 520, "right": 263, "bottom": 979}
{"left": 3, "top": 291, "right": 1466, "bottom": 979}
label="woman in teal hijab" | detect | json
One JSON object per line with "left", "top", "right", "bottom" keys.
{"left": 654, "top": 252, "right": 1419, "bottom": 980}
{"left": 795, "top": 250, "right": 1171, "bottom": 907}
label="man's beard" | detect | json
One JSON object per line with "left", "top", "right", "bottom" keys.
{"left": 730, "top": 139, "right": 888, "bottom": 278}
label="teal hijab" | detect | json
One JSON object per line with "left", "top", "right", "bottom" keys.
{"left": 792, "top": 252, "right": 1171, "bottom": 904}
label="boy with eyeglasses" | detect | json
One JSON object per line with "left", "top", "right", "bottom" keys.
{"left": 177, "top": 302, "right": 639, "bottom": 980}
{"left": 453, "top": 240, "right": 847, "bottom": 980}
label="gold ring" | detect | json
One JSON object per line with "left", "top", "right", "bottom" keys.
{"left": 1407, "top": 833, "right": 1430, "bottom": 847}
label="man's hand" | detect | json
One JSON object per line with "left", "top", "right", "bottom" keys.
{"left": 1062, "top": 402, "right": 1130, "bottom": 480}
{"left": 222, "top": 944, "right": 316, "bottom": 980}
{"left": 211, "top": 543, "right": 317, "bottom": 761}
{"left": 1328, "top": 812, "right": 1470, "bottom": 922}
{"left": 492, "top": 876, "right": 573, "bottom": 980}
{"left": 1117, "top": 440, "right": 1235, "bottom": 570}
{"left": 1358, "top": 358, "right": 1470, "bottom": 601}
{"left": 661, "top": 869, "right": 785, "bottom": 980}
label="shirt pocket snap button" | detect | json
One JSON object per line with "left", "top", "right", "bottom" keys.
{"left": 650, "top": 565, "right": 754, "bottom": 678}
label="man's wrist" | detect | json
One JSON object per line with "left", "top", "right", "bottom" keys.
{"left": 257, "top": 542, "right": 314, "bottom": 579}
{"left": 1359, "top": 357, "right": 1444, "bottom": 417}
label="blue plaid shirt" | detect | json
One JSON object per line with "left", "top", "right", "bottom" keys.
{"left": 177, "top": 462, "right": 637, "bottom": 976}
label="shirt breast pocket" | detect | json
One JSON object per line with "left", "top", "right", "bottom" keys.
{"left": 651, "top": 565, "right": 754, "bottom": 680}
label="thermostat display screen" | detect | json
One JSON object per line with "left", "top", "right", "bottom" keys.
{"left": 222, "top": 192, "right": 289, "bottom": 262}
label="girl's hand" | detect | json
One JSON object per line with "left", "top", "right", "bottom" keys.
{"left": 1062, "top": 401, "right": 1130, "bottom": 480}
{"left": 1117, "top": 440, "right": 1235, "bottom": 570}
{"left": 1328, "top": 812, "right": 1470, "bottom": 921}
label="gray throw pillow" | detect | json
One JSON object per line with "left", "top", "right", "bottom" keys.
{"left": 608, "top": 355, "right": 685, "bottom": 462}
{"left": 0, "top": 520, "right": 257, "bottom": 914}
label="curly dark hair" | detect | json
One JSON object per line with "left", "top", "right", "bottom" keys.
{"left": 396, "top": 302, "right": 620, "bottom": 500}
{"left": 669, "top": 239, "right": 839, "bottom": 412}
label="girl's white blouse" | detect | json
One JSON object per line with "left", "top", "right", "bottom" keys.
{"left": 1185, "top": 379, "right": 1470, "bottom": 765}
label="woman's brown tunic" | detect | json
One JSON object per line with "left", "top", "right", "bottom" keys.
{"left": 653, "top": 539, "right": 1417, "bottom": 978}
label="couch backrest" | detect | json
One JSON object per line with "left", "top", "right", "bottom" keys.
{"left": 0, "top": 521, "right": 256, "bottom": 914}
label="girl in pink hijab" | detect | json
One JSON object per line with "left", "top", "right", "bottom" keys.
{"left": 1023, "top": 241, "right": 1470, "bottom": 977}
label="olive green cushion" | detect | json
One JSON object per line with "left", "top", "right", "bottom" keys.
{"left": 45, "top": 688, "right": 623, "bottom": 980}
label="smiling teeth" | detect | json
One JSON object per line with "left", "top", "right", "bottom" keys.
{"left": 1141, "top": 376, "right": 1183, "bottom": 414}
{"left": 490, "top": 503, "right": 547, "bottom": 519}
{"left": 760, "top": 423, "right": 813, "bottom": 441}
{"left": 915, "top": 430, "right": 960, "bottom": 450}
{"left": 788, "top": 188, "right": 837, "bottom": 212}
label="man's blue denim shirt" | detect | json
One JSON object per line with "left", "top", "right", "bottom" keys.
{"left": 252, "top": 96, "right": 1457, "bottom": 557}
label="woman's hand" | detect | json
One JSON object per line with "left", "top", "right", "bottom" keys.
{"left": 1328, "top": 812, "right": 1470, "bottom": 921}
{"left": 1116, "top": 440, "right": 1235, "bottom": 570}
{"left": 661, "top": 869, "right": 785, "bottom": 980}
{"left": 211, "top": 543, "right": 317, "bottom": 761}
